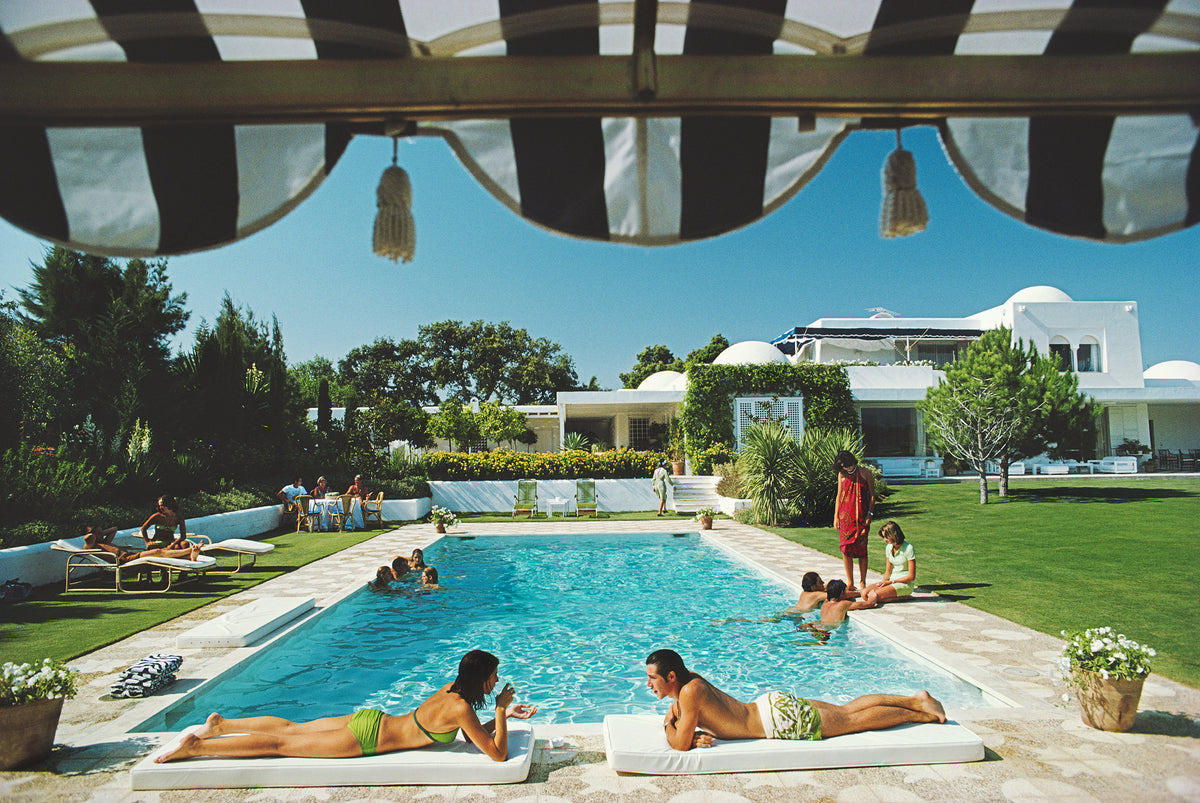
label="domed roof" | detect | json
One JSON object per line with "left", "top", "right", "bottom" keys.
{"left": 713, "top": 341, "right": 788, "bottom": 366}
{"left": 637, "top": 370, "right": 687, "bottom": 391}
{"left": 1145, "top": 360, "right": 1200, "bottom": 382}
{"left": 1006, "top": 286, "right": 1073, "bottom": 304}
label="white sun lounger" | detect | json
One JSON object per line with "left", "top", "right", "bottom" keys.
{"left": 603, "top": 714, "right": 983, "bottom": 775}
{"left": 130, "top": 720, "right": 534, "bottom": 789}
{"left": 51, "top": 540, "right": 217, "bottom": 593}
{"left": 198, "top": 537, "right": 275, "bottom": 574}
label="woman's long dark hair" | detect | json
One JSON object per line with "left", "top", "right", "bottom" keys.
{"left": 450, "top": 650, "right": 498, "bottom": 710}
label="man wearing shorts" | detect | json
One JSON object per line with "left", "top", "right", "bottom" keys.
{"left": 644, "top": 649, "right": 946, "bottom": 750}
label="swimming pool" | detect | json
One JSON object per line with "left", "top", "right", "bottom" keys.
{"left": 136, "top": 532, "right": 1001, "bottom": 731}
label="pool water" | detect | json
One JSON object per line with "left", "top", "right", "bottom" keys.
{"left": 136, "top": 533, "right": 995, "bottom": 731}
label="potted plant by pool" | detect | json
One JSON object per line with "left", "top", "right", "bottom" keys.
{"left": 1059, "top": 627, "right": 1155, "bottom": 732}
{"left": 0, "top": 658, "right": 80, "bottom": 769}
{"left": 694, "top": 507, "right": 718, "bottom": 530}
{"left": 429, "top": 505, "right": 458, "bottom": 534}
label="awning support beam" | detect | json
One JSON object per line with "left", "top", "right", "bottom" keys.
{"left": 1, "top": 52, "right": 1197, "bottom": 127}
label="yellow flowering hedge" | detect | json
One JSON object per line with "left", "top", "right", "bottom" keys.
{"left": 425, "top": 448, "right": 665, "bottom": 480}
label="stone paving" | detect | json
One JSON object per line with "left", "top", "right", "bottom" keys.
{"left": 4, "top": 518, "right": 1199, "bottom": 802}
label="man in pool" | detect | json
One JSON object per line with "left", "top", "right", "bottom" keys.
{"left": 645, "top": 648, "right": 946, "bottom": 750}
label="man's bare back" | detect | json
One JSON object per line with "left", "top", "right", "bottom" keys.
{"left": 671, "top": 675, "right": 764, "bottom": 742}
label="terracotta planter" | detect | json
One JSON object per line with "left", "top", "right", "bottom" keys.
{"left": 0, "top": 697, "right": 65, "bottom": 769}
{"left": 1073, "top": 669, "right": 1145, "bottom": 732}
{"left": 698, "top": 516, "right": 713, "bottom": 530}
{"left": 670, "top": 461, "right": 685, "bottom": 476}
{"left": 434, "top": 523, "right": 446, "bottom": 534}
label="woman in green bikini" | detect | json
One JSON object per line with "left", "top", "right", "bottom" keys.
{"left": 155, "top": 650, "right": 536, "bottom": 763}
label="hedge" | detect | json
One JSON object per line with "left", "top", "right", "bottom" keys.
{"left": 680, "top": 362, "right": 856, "bottom": 466}
{"left": 424, "top": 448, "right": 665, "bottom": 480}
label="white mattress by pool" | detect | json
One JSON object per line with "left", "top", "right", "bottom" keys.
{"left": 130, "top": 721, "right": 534, "bottom": 789}
{"left": 603, "top": 714, "right": 984, "bottom": 774}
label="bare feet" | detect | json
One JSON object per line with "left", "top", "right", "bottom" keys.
{"left": 194, "top": 712, "right": 224, "bottom": 739}
{"left": 84, "top": 531, "right": 98, "bottom": 548}
{"left": 155, "top": 732, "right": 200, "bottom": 763}
{"left": 188, "top": 545, "right": 202, "bottom": 561}
{"left": 916, "top": 690, "right": 947, "bottom": 723}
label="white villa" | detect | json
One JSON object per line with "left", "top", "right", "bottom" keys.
{"left": 406, "top": 287, "right": 1199, "bottom": 475}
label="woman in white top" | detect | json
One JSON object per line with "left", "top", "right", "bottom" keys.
{"left": 861, "top": 521, "right": 916, "bottom": 606}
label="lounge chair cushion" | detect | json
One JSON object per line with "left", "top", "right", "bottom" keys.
{"left": 200, "top": 539, "right": 275, "bottom": 555}
{"left": 602, "top": 714, "right": 983, "bottom": 775}
{"left": 176, "top": 597, "right": 315, "bottom": 648}
{"left": 130, "top": 720, "right": 534, "bottom": 789}
{"left": 123, "top": 555, "right": 217, "bottom": 571}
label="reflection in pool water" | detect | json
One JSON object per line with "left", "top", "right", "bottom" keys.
{"left": 136, "top": 533, "right": 996, "bottom": 731}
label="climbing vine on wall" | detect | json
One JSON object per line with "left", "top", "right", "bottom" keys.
{"left": 680, "top": 363, "right": 856, "bottom": 466}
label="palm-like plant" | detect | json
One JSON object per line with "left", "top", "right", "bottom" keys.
{"left": 737, "top": 421, "right": 799, "bottom": 526}
{"left": 791, "top": 427, "right": 864, "bottom": 525}
{"left": 561, "top": 431, "right": 590, "bottom": 452}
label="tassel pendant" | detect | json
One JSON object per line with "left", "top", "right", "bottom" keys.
{"left": 880, "top": 132, "right": 928, "bottom": 238}
{"left": 373, "top": 162, "right": 415, "bottom": 263}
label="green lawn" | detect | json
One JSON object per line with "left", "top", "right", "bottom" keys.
{"left": 0, "top": 525, "right": 400, "bottom": 665}
{"left": 760, "top": 477, "right": 1200, "bottom": 688}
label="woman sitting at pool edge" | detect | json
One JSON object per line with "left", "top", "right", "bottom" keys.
{"left": 860, "top": 520, "right": 916, "bottom": 606}
{"left": 155, "top": 650, "right": 537, "bottom": 763}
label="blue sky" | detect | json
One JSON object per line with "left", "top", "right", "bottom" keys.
{"left": 1, "top": 125, "right": 1197, "bottom": 390}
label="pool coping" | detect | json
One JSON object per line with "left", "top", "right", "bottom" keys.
{"left": 22, "top": 519, "right": 1200, "bottom": 801}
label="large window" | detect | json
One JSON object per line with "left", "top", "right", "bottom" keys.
{"left": 912, "top": 343, "right": 959, "bottom": 367}
{"left": 628, "top": 417, "right": 650, "bottom": 450}
{"left": 861, "top": 407, "right": 917, "bottom": 457}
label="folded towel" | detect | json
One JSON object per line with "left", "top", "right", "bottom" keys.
{"left": 119, "top": 653, "right": 183, "bottom": 679}
{"left": 111, "top": 672, "right": 175, "bottom": 699}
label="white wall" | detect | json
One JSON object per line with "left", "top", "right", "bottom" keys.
{"left": 1148, "top": 404, "right": 1200, "bottom": 451}
{"left": 431, "top": 479, "right": 659, "bottom": 513}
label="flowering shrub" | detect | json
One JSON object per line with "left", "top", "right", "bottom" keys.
{"left": 1060, "top": 627, "right": 1155, "bottom": 683}
{"left": 428, "top": 505, "right": 458, "bottom": 528}
{"left": 425, "top": 448, "right": 664, "bottom": 480}
{"left": 1, "top": 659, "right": 79, "bottom": 707}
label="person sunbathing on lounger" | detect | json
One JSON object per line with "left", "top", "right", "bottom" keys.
{"left": 645, "top": 648, "right": 945, "bottom": 751}
{"left": 155, "top": 649, "right": 537, "bottom": 763}
{"left": 83, "top": 529, "right": 201, "bottom": 564}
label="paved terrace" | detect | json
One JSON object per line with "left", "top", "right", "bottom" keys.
{"left": 5, "top": 519, "right": 1199, "bottom": 802}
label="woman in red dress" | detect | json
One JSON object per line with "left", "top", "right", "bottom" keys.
{"left": 833, "top": 451, "right": 875, "bottom": 591}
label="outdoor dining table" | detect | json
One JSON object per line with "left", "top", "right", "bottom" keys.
{"left": 307, "top": 496, "right": 364, "bottom": 531}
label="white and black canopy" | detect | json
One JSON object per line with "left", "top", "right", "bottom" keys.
{"left": 1, "top": 0, "right": 1197, "bottom": 256}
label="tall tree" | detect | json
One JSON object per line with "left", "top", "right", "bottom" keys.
{"left": 17, "top": 247, "right": 187, "bottom": 441}
{"left": 620, "top": 344, "right": 683, "bottom": 389}
{"left": 289, "top": 356, "right": 349, "bottom": 409}
{"left": 476, "top": 401, "right": 529, "bottom": 447}
{"left": 419, "top": 320, "right": 579, "bottom": 403}
{"left": 684, "top": 334, "right": 731, "bottom": 371}
{"left": 0, "top": 297, "right": 72, "bottom": 452}
{"left": 428, "top": 400, "right": 480, "bottom": 452}
{"left": 921, "top": 327, "right": 1097, "bottom": 503}
{"left": 339, "top": 337, "right": 436, "bottom": 407}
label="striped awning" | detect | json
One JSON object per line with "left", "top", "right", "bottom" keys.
{"left": 1, "top": 1, "right": 1198, "bottom": 257}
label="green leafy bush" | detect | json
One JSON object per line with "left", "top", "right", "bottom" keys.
{"left": 424, "top": 448, "right": 664, "bottom": 480}
{"left": 713, "top": 461, "right": 743, "bottom": 499}
{"left": 692, "top": 443, "right": 738, "bottom": 476}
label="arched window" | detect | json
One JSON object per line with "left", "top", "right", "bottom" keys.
{"left": 1076, "top": 337, "right": 1101, "bottom": 372}
{"left": 1048, "top": 337, "right": 1072, "bottom": 371}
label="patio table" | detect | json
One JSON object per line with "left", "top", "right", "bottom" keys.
{"left": 308, "top": 497, "right": 364, "bottom": 531}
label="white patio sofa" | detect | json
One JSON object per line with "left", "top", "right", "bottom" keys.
{"left": 1087, "top": 456, "right": 1138, "bottom": 474}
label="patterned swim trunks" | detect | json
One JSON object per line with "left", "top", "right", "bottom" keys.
{"left": 756, "top": 691, "right": 822, "bottom": 740}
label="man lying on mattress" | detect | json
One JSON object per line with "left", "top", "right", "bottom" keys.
{"left": 644, "top": 649, "right": 946, "bottom": 751}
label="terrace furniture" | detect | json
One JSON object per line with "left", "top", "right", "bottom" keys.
{"left": 602, "top": 714, "right": 983, "bottom": 775}
{"left": 1086, "top": 456, "right": 1138, "bottom": 474}
{"left": 1181, "top": 450, "right": 1198, "bottom": 471}
{"left": 545, "top": 497, "right": 568, "bottom": 518}
{"left": 1037, "top": 463, "right": 1071, "bottom": 475}
{"left": 1157, "top": 449, "right": 1181, "bottom": 471}
{"left": 328, "top": 494, "right": 354, "bottom": 532}
{"left": 51, "top": 540, "right": 216, "bottom": 593}
{"left": 575, "top": 478, "right": 598, "bottom": 517}
{"left": 294, "top": 495, "right": 315, "bottom": 532}
{"left": 199, "top": 538, "right": 276, "bottom": 575}
{"left": 362, "top": 492, "right": 384, "bottom": 528}
{"left": 512, "top": 479, "right": 538, "bottom": 518}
